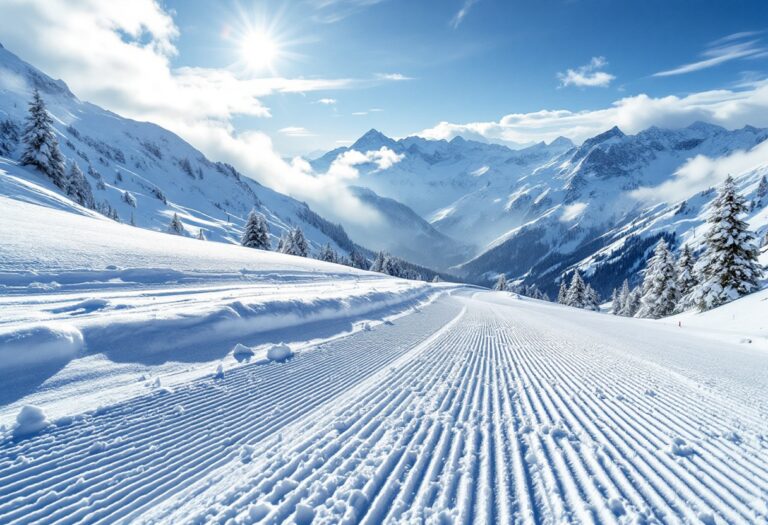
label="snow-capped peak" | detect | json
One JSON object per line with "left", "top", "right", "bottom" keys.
{"left": 351, "top": 129, "right": 398, "bottom": 152}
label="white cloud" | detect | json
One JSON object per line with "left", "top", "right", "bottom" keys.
{"left": 418, "top": 80, "right": 768, "bottom": 145}
{"left": 279, "top": 126, "right": 315, "bottom": 137}
{"left": 451, "top": 0, "right": 480, "bottom": 29}
{"left": 654, "top": 33, "right": 767, "bottom": 77}
{"left": 327, "top": 147, "right": 404, "bottom": 180}
{"left": 316, "top": 97, "right": 337, "bottom": 105}
{"left": 0, "top": 0, "right": 396, "bottom": 227}
{"left": 352, "top": 111, "right": 368, "bottom": 116}
{"left": 375, "top": 72, "right": 412, "bottom": 81}
{"left": 632, "top": 139, "right": 768, "bottom": 203}
{"left": 557, "top": 57, "right": 615, "bottom": 88}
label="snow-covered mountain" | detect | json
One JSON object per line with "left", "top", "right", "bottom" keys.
{"left": 315, "top": 124, "right": 768, "bottom": 295}
{"left": 0, "top": 43, "right": 362, "bottom": 258}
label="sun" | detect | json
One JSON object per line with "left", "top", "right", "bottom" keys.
{"left": 240, "top": 31, "right": 277, "bottom": 71}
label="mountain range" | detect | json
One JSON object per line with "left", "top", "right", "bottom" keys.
{"left": 313, "top": 123, "right": 768, "bottom": 297}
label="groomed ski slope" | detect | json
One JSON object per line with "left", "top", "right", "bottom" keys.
{"left": 2, "top": 291, "right": 767, "bottom": 524}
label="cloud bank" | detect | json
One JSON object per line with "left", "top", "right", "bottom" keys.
{"left": 632, "top": 139, "right": 768, "bottom": 203}
{"left": 419, "top": 80, "right": 768, "bottom": 145}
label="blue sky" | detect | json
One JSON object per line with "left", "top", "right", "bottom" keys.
{"left": 163, "top": 0, "right": 768, "bottom": 153}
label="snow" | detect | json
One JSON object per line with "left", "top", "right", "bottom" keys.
{"left": 12, "top": 405, "right": 48, "bottom": 438}
{"left": 266, "top": 343, "right": 293, "bottom": 363}
{"left": 3, "top": 291, "right": 765, "bottom": 523}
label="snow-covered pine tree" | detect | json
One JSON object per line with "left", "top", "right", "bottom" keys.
{"left": 241, "top": 211, "right": 270, "bottom": 249}
{"left": 319, "top": 243, "right": 337, "bottom": 263}
{"left": 168, "top": 213, "right": 185, "bottom": 235}
{"left": 197, "top": 229, "right": 206, "bottom": 240}
{"left": 617, "top": 279, "right": 631, "bottom": 316}
{"left": 611, "top": 288, "right": 622, "bottom": 315}
{"left": 675, "top": 244, "right": 697, "bottom": 311}
{"left": 637, "top": 239, "right": 678, "bottom": 318}
{"left": 370, "top": 251, "right": 386, "bottom": 273}
{"left": 557, "top": 279, "right": 568, "bottom": 304}
{"left": 291, "top": 227, "right": 309, "bottom": 257}
{"left": 277, "top": 232, "right": 289, "bottom": 253}
{"left": 693, "top": 175, "right": 763, "bottom": 311}
{"left": 565, "top": 271, "right": 586, "bottom": 308}
{"left": 21, "top": 89, "right": 66, "bottom": 189}
{"left": 624, "top": 287, "right": 641, "bottom": 317}
{"left": 382, "top": 255, "right": 403, "bottom": 277}
{"left": 584, "top": 284, "right": 600, "bottom": 311}
{"left": 122, "top": 191, "right": 136, "bottom": 208}
{"left": 349, "top": 250, "right": 368, "bottom": 270}
{"left": 757, "top": 175, "right": 767, "bottom": 201}
{"left": 65, "top": 161, "right": 95, "bottom": 209}
{"left": 432, "top": 275, "right": 441, "bottom": 283}
{"left": 494, "top": 274, "right": 507, "bottom": 291}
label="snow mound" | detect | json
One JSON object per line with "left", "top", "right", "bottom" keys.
{"left": 13, "top": 405, "right": 48, "bottom": 438}
{"left": 267, "top": 343, "right": 294, "bottom": 363}
{"left": 0, "top": 323, "right": 83, "bottom": 370}
{"left": 232, "top": 343, "right": 254, "bottom": 357}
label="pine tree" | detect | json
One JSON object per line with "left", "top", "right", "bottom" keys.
{"left": 122, "top": 191, "right": 136, "bottom": 208}
{"left": 675, "top": 244, "right": 697, "bottom": 311}
{"left": 168, "top": 213, "right": 185, "bottom": 235}
{"left": 277, "top": 232, "right": 288, "bottom": 253}
{"left": 637, "top": 239, "right": 678, "bottom": 318}
{"left": 584, "top": 284, "right": 600, "bottom": 311}
{"left": 624, "top": 287, "right": 641, "bottom": 317}
{"left": 349, "top": 250, "right": 369, "bottom": 270}
{"left": 693, "top": 176, "right": 763, "bottom": 310}
{"left": 565, "top": 271, "right": 586, "bottom": 308}
{"left": 197, "top": 229, "right": 206, "bottom": 240}
{"left": 381, "top": 255, "right": 405, "bottom": 278}
{"left": 370, "top": 251, "right": 386, "bottom": 273}
{"left": 21, "top": 89, "right": 66, "bottom": 188}
{"left": 617, "top": 279, "right": 631, "bottom": 316}
{"left": 65, "top": 161, "right": 95, "bottom": 209}
{"left": 279, "top": 228, "right": 308, "bottom": 257}
{"left": 291, "top": 227, "right": 309, "bottom": 257}
{"left": 757, "top": 175, "right": 768, "bottom": 201}
{"left": 557, "top": 278, "right": 568, "bottom": 304}
{"left": 494, "top": 274, "right": 507, "bottom": 291}
{"left": 318, "top": 243, "right": 337, "bottom": 263}
{"left": 611, "top": 288, "right": 622, "bottom": 315}
{"left": 241, "top": 211, "right": 270, "bottom": 249}
{"left": 432, "top": 275, "right": 441, "bottom": 283}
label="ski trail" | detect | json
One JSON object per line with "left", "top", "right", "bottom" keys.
{"left": 2, "top": 292, "right": 767, "bottom": 524}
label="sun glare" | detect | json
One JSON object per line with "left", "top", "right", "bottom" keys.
{"left": 240, "top": 31, "right": 277, "bottom": 70}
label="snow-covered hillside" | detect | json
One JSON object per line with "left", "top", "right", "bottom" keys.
{"left": 316, "top": 125, "right": 768, "bottom": 295}
{"left": 0, "top": 189, "right": 440, "bottom": 425}
{"left": 0, "top": 43, "right": 361, "bottom": 258}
